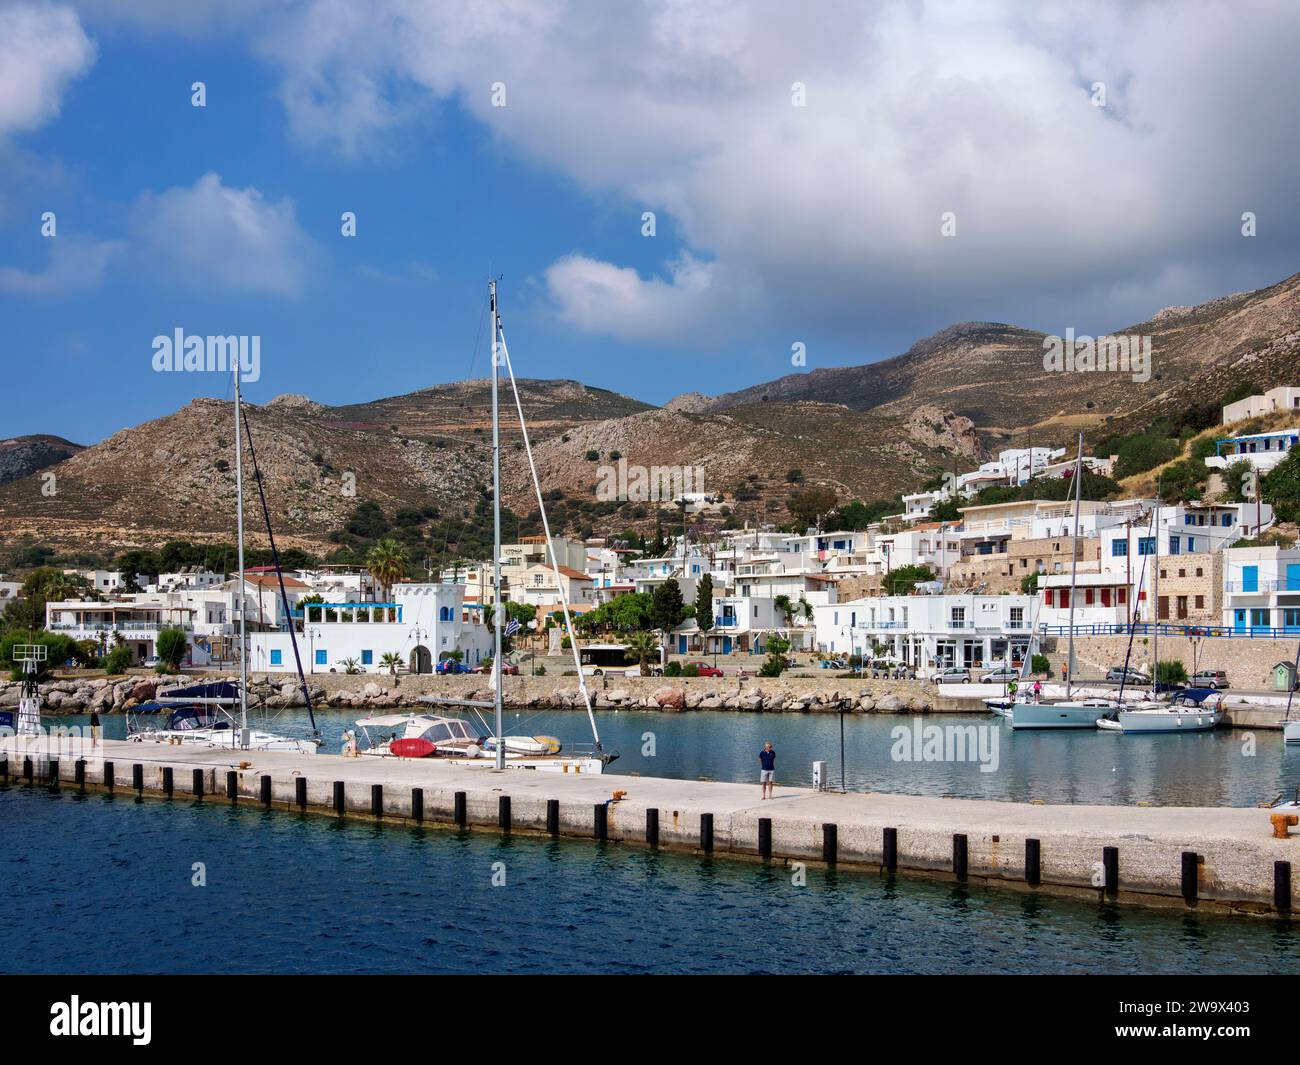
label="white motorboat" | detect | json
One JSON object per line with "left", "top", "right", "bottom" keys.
{"left": 353, "top": 712, "right": 608, "bottom": 774}
{"left": 1094, "top": 689, "right": 1223, "bottom": 733}
{"left": 1284, "top": 720, "right": 1300, "bottom": 744}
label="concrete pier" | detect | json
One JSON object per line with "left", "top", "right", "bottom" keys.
{"left": 3, "top": 738, "right": 1296, "bottom": 915}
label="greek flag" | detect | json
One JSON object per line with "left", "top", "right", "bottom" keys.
{"left": 504, "top": 618, "right": 521, "bottom": 637}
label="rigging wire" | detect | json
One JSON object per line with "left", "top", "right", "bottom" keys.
{"left": 498, "top": 321, "right": 602, "bottom": 749}
{"left": 240, "top": 405, "right": 319, "bottom": 737}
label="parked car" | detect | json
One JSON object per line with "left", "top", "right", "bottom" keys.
{"left": 143, "top": 655, "right": 160, "bottom": 669}
{"left": 473, "top": 662, "right": 519, "bottom": 675}
{"left": 1190, "top": 669, "right": 1230, "bottom": 689}
{"left": 437, "top": 660, "right": 472, "bottom": 674}
{"left": 1106, "top": 667, "right": 1147, "bottom": 685}
{"left": 684, "top": 661, "right": 724, "bottom": 677}
{"left": 980, "top": 666, "right": 1019, "bottom": 684}
{"left": 932, "top": 666, "right": 971, "bottom": 683}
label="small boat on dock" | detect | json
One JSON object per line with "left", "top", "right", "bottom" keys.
{"left": 354, "top": 711, "right": 608, "bottom": 773}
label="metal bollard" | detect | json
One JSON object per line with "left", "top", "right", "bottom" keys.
{"left": 1025, "top": 838, "right": 1041, "bottom": 886}
{"left": 883, "top": 826, "right": 898, "bottom": 871}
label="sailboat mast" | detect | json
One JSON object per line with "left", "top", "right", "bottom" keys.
{"left": 234, "top": 359, "right": 249, "bottom": 746}
{"left": 1064, "top": 432, "right": 1083, "bottom": 700}
{"left": 489, "top": 279, "right": 505, "bottom": 771}
{"left": 1152, "top": 491, "right": 1160, "bottom": 691}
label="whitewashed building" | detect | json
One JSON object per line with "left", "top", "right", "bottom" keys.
{"left": 250, "top": 582, "right": 491, "bottom": 675}
{"left": 814, "top": 593, "right": 1038, "bottom": 673}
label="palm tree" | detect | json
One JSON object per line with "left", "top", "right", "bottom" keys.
{"left": 623, "top": 631, "right": 660, "bottom": 673}
{"left": 379, "top": 652, "right": 402, "bottom": 677}
{"left": 340, "top": 657, "right": 361, "bottom": 675}
{"left": 366, "top": 539, "right": 409, "bottom": 601}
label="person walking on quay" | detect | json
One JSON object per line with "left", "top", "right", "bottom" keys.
{"left": 758, "top": 741, "right": 776, "bottom": 799}
{"left": 89, "top": 709, "right": 101, "bottom": 750}
{"left": 1032, "top": 679, "right": 1043, "bottom": 703}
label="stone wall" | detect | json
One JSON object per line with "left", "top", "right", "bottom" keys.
{"left": 1, "top": 671, "right": 971, "bottom": 715}
{"left": 1069, "top": 633, "right": 1296, "bottom": 689}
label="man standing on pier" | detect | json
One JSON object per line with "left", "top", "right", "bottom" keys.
{"left": 759, "top": 741, "right": 776, "bottom": 799}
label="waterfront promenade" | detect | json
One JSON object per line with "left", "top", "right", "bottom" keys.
{"left": 3, "top": 737, "right": 1296, "bottom": 915}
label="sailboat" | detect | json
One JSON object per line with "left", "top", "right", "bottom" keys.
{"left": 1093, "top": 500, "right": 1223, "bottom": 735}
{"left": 127, "top": 361, "right": 320, "bottom": 755}
{"left": 1008, "top": 434, "right": 1118, "bottom": 730}
{"left": 359, "top": 280, "right": 615, "bottom": 773}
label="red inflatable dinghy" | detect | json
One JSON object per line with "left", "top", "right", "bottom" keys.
{"left": 389, "top": 737, "right": 436, "bottom": 758}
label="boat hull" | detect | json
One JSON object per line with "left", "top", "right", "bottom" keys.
{"left": 1283, "top": 720, "right": 1300, "bottom": 744}
{"left": 1008, "top": 701, "right": 1114, "bottom": 730}
{"left": 1104, "top": 710, "right": 1221, "bottom": 734}
{"left": 130, "top": 728, "right": 320, "bottom": 754}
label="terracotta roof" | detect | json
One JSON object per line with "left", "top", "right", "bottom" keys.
{"left": 549, "top": 564, "right": 593, "bottom": 581}
{"left": 244, "top": 574, "right": 308, "bottom": 589}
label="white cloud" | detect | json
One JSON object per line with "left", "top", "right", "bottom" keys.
{"left": 0, "top": 235, "right": 122, "bottom": 294}
{"left": 0, "top": 2, "right": 96, "bottom": 136}
{"left": 129, "top": 172, "right": 317, "bottom": 296}
{"left": 63, "top": 0, "right": 1300, "bottom": 343}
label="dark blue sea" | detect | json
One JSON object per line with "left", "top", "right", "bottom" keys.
{"left": 0, "top": 786, "right": 1295, "bottom": 975}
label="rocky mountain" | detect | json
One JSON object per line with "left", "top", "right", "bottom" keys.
{"left": 2, "top": 270, "right": 1297, "bottom": 561}
{"left": 0, "top": 435, "right": 83, "bottom": 487}
{"left": 684, "top": 271, "right": 1300, "bottom": 445}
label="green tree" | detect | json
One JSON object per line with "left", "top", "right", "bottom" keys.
{"left": 1020, "top": 573, "right": 1039, "bottom": 595}
{"left": 103, "top": 645, "right": 133, "bottom": 676}
{"left": 930, "top": 496, "right": 963, "bottom": 522}
{"left": 650, "top": 578, "right": 685, "bottom": 635}
{"left": 1, "top": 630, "right": 83, "bottom": 680}
{"left": 1221, "top": 459, "right": 1255, "bottom": 503}
{"left": 788, "top": 486, "right": 838, "bottom": 530}
{"left": 1261, "top": 449, "right": 1300, "bottom": 523}
{"left": 366, "top": 538, "right": 409, "bottom": 600}
{"left": 694, "top": 573, "right": 714, "bottom": 634}
{"left": 155, "top": 627, "right": 188, "bottom": 671}
{"left": 885, "top": 564, "right": 935, "bottom": 595}
{"left": 379, "top": 651, "right": 403, "bottom": 676}
{"left": 758, "top": 634, "right": 791, "bottom": 677}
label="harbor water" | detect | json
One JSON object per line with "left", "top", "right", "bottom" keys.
{"left": 72, "top": 708, "right": 1300, "bottom": 806}
{"left": 0, "top": 786, "right": 1296, "bottom": 975}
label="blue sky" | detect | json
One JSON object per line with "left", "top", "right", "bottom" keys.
{"left": 3, "top": 1, "right": 1299, "bottom": 444}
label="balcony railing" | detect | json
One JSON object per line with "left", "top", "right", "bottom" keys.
{"left": 1042, "top": 622, "right": 1300, "bottom": 639}
{"left": 49, "top": 621, "right": 193, "bottom": 632}
{"left": 1225, "top": 578, "right": 1300, "bottom": 593}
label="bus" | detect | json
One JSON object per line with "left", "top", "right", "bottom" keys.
{"left": 578, "top": 642, "right": 662, "bottom": 677}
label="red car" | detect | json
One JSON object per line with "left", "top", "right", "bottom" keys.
{"left": 685, "top": 661, "right": 724, "bottom": 677}
{"left": 473, "top": 662, "right": 519, "bottom": 675}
